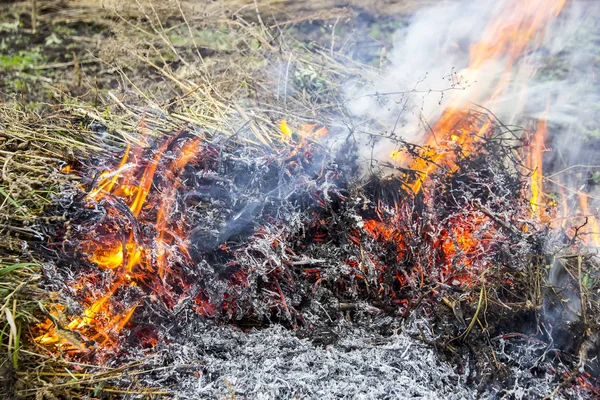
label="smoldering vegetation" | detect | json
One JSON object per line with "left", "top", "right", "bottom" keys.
{"left": 1, "top": 1, "right": 600, "bottom": 399}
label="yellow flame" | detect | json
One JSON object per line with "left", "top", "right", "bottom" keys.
{"left": 280, "top": 119, "right": 293, "bottom": 142}
{"left": 88, "top": 144, "right": 131, "bottom": 201}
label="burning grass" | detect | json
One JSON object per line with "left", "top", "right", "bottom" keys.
{"left": 2, "top": 0, "right": 600, "bottom": 399}
{"left": 25, "top": 107, "right": 600, "bottom": 397}
{"left": 0, "top": 2, "right": 374, "bottom": 396}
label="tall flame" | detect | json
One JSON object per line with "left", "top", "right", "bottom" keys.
{"left": 397, "top": 0, "right": 566, "bottom": 193}
{"left": 529, "top": 116, "right": 548, "bottom": 218}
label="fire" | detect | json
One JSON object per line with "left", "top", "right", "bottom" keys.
{"left": 407, "top": 111, "right": 492, "bottom": 193}
{"left": 394, "top": 0, "right": 566, "bottom": 194}
{"left": 280, "top": 119, "right": 328, "bottom": 147}
{"left": 36, "top": 131, "right": 203, "bottom": 354}
{"left": 364, "top": 0, "right": 572, "bottom": 300}
{"left": 529, "top": 117, "right": 548, "bottom": 218}
{"left": 36, "top": 8, "right": 600, "bottom": 397}
{"left": 88, "top": 143, "right": 131, "bottom": 201}
{"left": 36, "top": 281, "right": 138, "bottom": 350}
{"left": 469, "top": 0, "right": 566, "bottom": 69}
{"left": 375, "top": 0, "right": 572, "bottom": 295}
{"left": 36, "top": 120, "right": 332, "bottom": 355}
{"left": 525, "top": 112, "right": 600, "bottom": 248}
{"left": 280, "top": 119, "right": 293, "bottom": 142}
{"left": 578, "top": 193, "right": 600, "bottom": 247}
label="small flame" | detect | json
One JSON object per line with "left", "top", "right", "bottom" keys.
{"left": 279, "top": 119, "right": 328, "bottom": 147}
{"left": 280, "top": 119, "right": 293, "bottom": 142}
{"left": 88, "top": 144, "right": 131, "bottom": 201}
{"left": 578, "top": 193, "right": 600, "bottom": 247}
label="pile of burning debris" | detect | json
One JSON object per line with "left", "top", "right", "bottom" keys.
{"left": 33, "top": 111, "right": 600, "bottom": 397}
{"left": 26, "top": 0, "right": 600, "bottom": 398}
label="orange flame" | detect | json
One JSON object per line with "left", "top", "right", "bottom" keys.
{"left": 37, "top": 132, "right": 204, "bottom": 354}
{"left": 578, "top": 193, "right": 600, "bottom": 247}
{"left": 155, "top": 137, "right": 203, "bottom": 279}
{"left": 279, "top": 119, "right": 328, "bottom": 147}
{"left": 469, "top": 0, "right": 566, "bottom": 70}
{"left": 37, "top": 119, "right": 334, "bottom": 353}
{"left": 529, "top": 117, "right": 548, "bottom": 218}
{"left": 88, "top": 143, "right": 131, "bottom": 201}
{"left": 380, "top": 0, "right": 568, "bottom": 291}
{"left": 396, "top": 0, "right": 566, "bottom": 193}
{"left": 36, "top": 0, "right": 573, "bottom": 357}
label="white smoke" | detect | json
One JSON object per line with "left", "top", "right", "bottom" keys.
{"left": 344, "top": 0, "right": 600, "bottom": 172}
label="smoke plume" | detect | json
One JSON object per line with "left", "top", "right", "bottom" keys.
{"left": 345, "top": 0, "right": 600, "bottom": 173}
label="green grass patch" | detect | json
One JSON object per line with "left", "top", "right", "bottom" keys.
{"left": 0, "top": 49, "right": 45, "bottom": 70}
{"left": 0, "top": 263, "right": 37, "bottom": 277}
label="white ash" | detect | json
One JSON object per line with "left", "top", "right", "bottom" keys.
{"left": 127, "top": 318, "right": 580, "bottom": 400}
{"left": 161, "top": 325, "right": 468, "bottom": 399}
